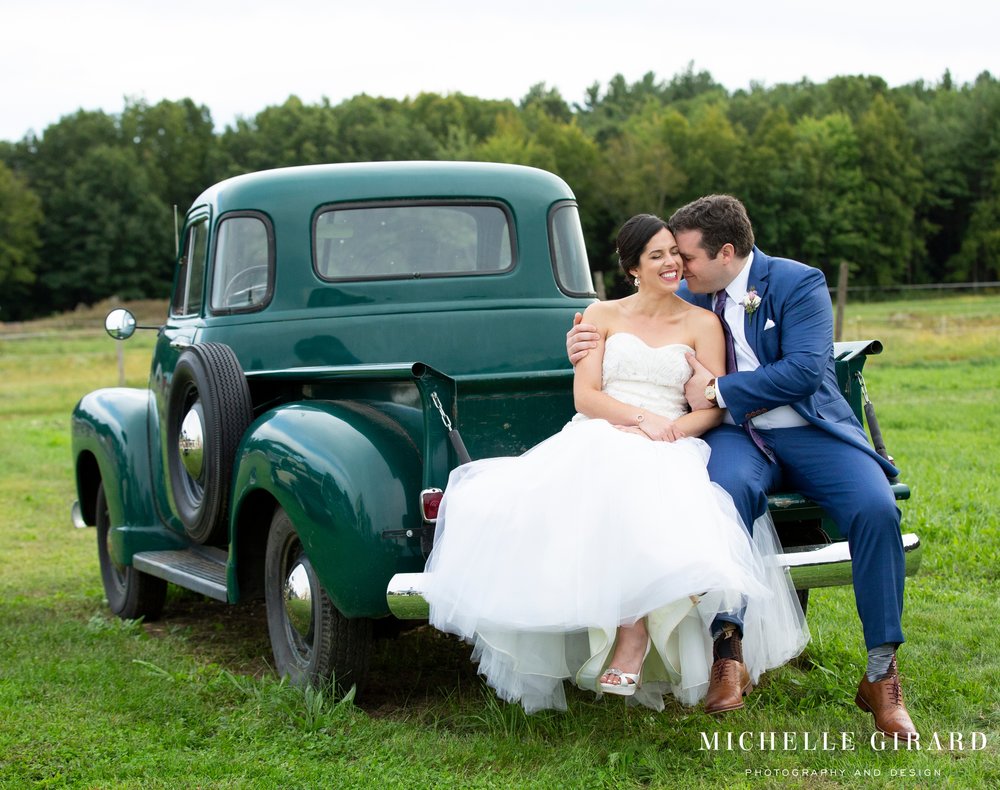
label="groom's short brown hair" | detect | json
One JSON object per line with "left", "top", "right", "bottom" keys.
{"left": 669, "top": 195, "right": 755, "bottom": 259}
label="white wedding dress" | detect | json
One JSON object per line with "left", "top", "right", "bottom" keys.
{"left": 424, "top": 333, "right": 809, "bottom": 713}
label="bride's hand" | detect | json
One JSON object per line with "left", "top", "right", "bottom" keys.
{"left": 638, "top": 414, "right": 687, "bottom": 442}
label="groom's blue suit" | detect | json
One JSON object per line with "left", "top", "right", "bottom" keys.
{"left": 680, "top": 247, "right": 906, "bottom": 650}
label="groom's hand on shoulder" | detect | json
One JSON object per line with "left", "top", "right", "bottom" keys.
{"left": 684, "top": 353, "right": 715, "bottom": 410}
{"left": 567, "top": 312, "right": 600, "bottom": 365}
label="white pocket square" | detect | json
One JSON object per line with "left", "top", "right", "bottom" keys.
{"left": 764, "top": 319, "right": 776, "bottom": 330}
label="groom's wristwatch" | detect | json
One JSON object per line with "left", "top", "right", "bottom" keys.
{"left": 705, "top": 378, "right": 719, "bottom": 406}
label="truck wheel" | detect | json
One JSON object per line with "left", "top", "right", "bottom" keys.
{"left": 264, "top": 508, "right": 373, "bottom": 694}
{"left": 167, "top": 343, "right": 252, "bottom": 545}
{"left": 96, "top": 482, "right": 166, "bottom": 620}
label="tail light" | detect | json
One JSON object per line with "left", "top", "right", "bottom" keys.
{"left": 420, "top": 488, "right": 443, "bottom": 522}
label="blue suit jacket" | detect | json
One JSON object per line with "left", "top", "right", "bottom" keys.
{"left": 679, "top": 247, "right": 899, "bottom": 479}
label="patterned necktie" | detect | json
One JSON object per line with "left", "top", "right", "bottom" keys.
{"left": 713, "top": 290, "right": 775, "bottom": 462}
{"left": 713, "top": 290, "right": 737, "bottom": 374}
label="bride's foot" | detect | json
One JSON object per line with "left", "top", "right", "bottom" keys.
{"left": 600, "top": 623, "right": 651, "bottom": 697}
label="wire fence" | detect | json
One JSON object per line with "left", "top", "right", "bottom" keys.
{"left": 829, "top": 280, "right": 1000, "bottom": 301}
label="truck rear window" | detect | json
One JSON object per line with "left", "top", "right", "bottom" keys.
{"left": 313, "top": 203, "right": 513, "bottom": 281}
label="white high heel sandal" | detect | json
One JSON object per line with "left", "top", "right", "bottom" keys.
{"left": 599, "top": 638, "right": 652, "bottom": 697}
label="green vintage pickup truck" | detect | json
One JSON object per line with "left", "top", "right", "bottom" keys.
{"left": 71, "top": 161, "right": 920, "bottom": 693}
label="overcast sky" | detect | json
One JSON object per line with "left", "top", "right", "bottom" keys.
{"left": 3, "top": 0, "right": 997, "bottom": 142}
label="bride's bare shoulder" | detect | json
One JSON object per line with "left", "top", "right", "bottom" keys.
{"left": 582, "top": 298, "right": 629, "bottom": 325}
{"left": 684, "top": 302, "right": 724, "bottom": 337}
{"left": 681, "top": 300, "right": 715, "bottom": 321}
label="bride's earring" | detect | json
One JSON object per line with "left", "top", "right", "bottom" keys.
{"left": 634, "top": 277, "right": 640, "bottom": 288}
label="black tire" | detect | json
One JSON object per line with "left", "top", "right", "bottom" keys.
{"left": 264, "top": 508, "right": 373, "bottom": 694}
{"left": 96, "top": 482, "right": 167, "bottom": 620}
{"left": 166, "top": 343, "right": 253, "bottom": 545}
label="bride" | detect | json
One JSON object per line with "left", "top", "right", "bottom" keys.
{"left": 423, "top": 214, "right": 808, "bottom": 713}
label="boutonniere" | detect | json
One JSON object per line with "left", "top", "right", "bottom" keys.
{"left": 742, "top": 287, "right": 761, "bottom": 320}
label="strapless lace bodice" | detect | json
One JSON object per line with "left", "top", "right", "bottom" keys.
{"left": 574, "top": 333, "right": 693, "bottom": 422}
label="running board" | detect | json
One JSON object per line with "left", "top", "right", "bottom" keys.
{"left": 385, "top": 533, "right": 923, "bottom": 620}
{"left": 132, "top": 546, "right": 229, "bottom": 602}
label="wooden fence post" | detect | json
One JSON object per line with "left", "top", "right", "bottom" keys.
{"left": 835, "top": 261, "right": 849, "bottom": 341}
{"left": 593, "top": 270, "right": 607, "bottom": 301}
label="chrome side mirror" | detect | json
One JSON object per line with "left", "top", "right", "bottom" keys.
{"left": 105, "top": 308, "right": 137, "bottom": 340}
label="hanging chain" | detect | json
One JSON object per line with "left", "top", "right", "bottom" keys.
{"left": 854, "top": 371, "right": 872, "bottom": 405}
{"left": 430, "top": 392, "right": 453, "bottom": 431}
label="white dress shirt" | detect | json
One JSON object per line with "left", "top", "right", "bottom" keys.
{"left": 713, "top": 253, "right": 809, "bottom": 429}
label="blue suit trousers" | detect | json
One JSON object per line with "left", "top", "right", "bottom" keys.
{"left": 704, "top": 424, "right": 905, "bottom": 650}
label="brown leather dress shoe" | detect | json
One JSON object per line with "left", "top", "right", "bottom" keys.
{"left": 704, "top": 658, "right": 751, "bottom": 715}
{"left": 855, "top": 657, "right": 918, "bottom": 741}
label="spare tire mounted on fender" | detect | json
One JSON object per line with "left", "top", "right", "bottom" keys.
{"left": 167, "top": 342, "right": 253, "bottom": 545}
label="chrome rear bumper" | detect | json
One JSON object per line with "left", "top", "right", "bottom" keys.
{"left": 71, "top": 500, "right": 87, "bottom": 528}
{"left": 783, "top": 532, "right": 921, "bottom": 589}
{"left": 386, "top": 532, "right": 922, "bottom": 620}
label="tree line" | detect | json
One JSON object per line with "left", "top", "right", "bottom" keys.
{"left": 1, "top": 66, "right": 997, "bottom": 321}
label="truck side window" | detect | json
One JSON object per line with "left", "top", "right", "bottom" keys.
{"left": 549, "top": 204, "right": 595, "bottom": 297}
{"left": 171, "top": 218, "right": 209, "bottom": 316}
{"left": 210, "top": 213, "right": 274, "bottom": 313}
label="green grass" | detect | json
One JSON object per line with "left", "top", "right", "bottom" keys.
{"left": 1, "top": 295, "right": 998, "bottom": 788}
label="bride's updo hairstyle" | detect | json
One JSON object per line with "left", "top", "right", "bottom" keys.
{"left": 616, "top": 213, "right": 668, "bottom": 281}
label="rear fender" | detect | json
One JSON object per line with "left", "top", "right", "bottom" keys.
{"left": 230, "top": 401, "right": 425, "bottom": 616}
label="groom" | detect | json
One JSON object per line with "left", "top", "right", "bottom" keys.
{"left": 567, "top": 195, "right": 916, "bottom": 739}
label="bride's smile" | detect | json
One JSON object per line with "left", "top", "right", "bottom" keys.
{"left": 629, "top": 227, "right": 684, "bottom": 293}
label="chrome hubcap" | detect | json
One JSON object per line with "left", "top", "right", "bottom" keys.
{"left": 178, "top": 403, "right": 205, "bottom": 479}
{"left": 283, "top": 561, "right": 314, "bottom": 645}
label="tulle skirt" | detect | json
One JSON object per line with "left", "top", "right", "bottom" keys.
{"left": 424, "top": 418, "right": 809, "bottom": 712}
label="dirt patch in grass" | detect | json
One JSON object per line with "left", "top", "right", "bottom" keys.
{"left": 140, "top": 592, "right": 481, "bottom": 718}
{"left": 363, "top": 625, "right": 482, "bottom": 718}
{"left": 142, "top": 593, "right": 273, "bottom": 679}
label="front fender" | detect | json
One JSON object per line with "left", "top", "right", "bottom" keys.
{"left": 231, "top": 401, "right": 425, "bottom": 617}
{"left": 71, "top": 387, "right": 159, "bottom": 532}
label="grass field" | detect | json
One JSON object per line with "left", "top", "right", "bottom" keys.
{"left": 0, "top": 295, "right": 998, "bottom": 788}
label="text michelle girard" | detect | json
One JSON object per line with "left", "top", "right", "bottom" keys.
{"left": 698, "top": 731, "right": 988, "bottom": 752}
